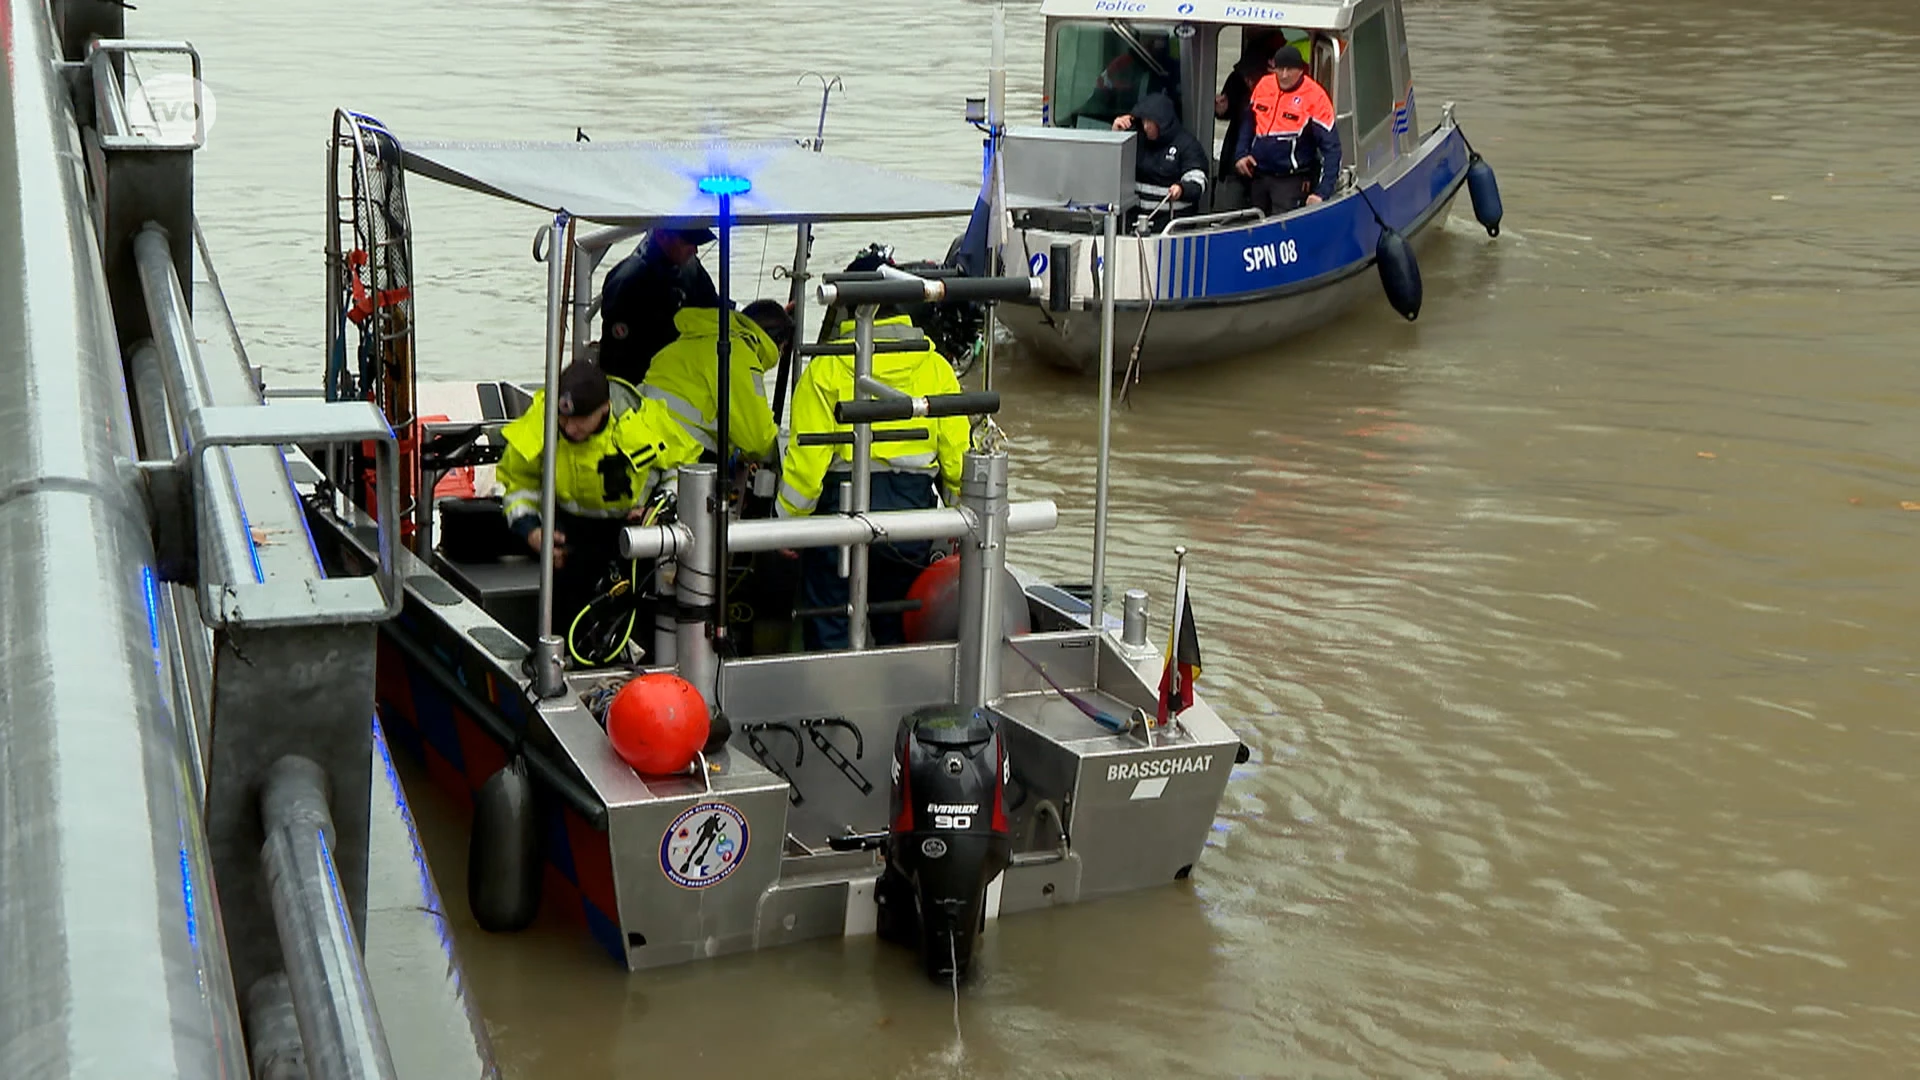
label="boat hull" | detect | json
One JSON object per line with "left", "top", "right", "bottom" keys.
{"left": 1002, "top": 124, "right": 1470, "bottom": 375}
{"left": 304, "top": 385, "right": 1243, "bottom": 973}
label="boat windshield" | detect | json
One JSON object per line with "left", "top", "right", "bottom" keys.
{"left": 1050, "top": 19, "right": 1187, "bottom": 130}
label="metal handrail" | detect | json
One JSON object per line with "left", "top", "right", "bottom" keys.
{"left": 134, "top": 225, "right": 404, "bottom": 627}
{"left": 1159, "top": 208, "right": 1265, "bottom": 236}
{"left": 619, "top": 500, "right": 1058, "bottom": 561}
{"left": 87, "top": 40, "right": 206, "bottom": 150}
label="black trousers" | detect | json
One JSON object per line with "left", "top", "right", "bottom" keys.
{"left": 1212, "top": 173, "right": 1253, "bottom": 212}
{"left": 1251, "top": 173, "right": 1313, "bottom": 216}
{"left": 800, "top": 473, "right": 938, "bottom": 651}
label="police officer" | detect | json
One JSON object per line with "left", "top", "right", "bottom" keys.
{"left": 498, "top": 361, "right": 672, "bottom": 635}
{"left": 1232, "top": 46, "right": 1342, "bottom": 216}
{"left": 776, "top": 255, "right": 970, "bottom": 651}
{"left": 597, "top": 226, "right": 720, "bottom": 387}
{"left": 1111, "top": 92, "right": 1209, "bottom": 221}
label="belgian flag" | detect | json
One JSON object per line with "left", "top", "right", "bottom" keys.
{"left": 1156, "top": 562, "right": 1202, "bottom": 724}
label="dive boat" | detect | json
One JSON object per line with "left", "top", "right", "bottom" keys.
{"left": 987, "top": 0, "right": 1505, "bottom": 374}
{"left": 295, "top": 111, "right": 1247, "bottom": 981}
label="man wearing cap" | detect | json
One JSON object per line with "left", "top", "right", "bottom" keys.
{"left": 497, "top": 361, "right": 674, "bottom": 636}
{"left": 597, "top": 226, "right": 720, "bottom": 387}
{"left": 1233, "top": 45, "right": 1342, "bottom": 216}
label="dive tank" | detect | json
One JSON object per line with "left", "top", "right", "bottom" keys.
{"left": 877, "top": 704, "right": 1012, "bottom": 982}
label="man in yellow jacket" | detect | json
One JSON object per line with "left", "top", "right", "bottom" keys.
{"left": 777, "top": 262, "right": 969, "bottom": 650}
{"left": 497, "top": 361, "right": 673, "bottom": 635}
{"left": 636, "top": 305, "right": 783, "bottom": 468}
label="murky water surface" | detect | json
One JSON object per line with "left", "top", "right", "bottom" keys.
{"left": 158, "top": 0, "right": 1920, "bottom": 1074}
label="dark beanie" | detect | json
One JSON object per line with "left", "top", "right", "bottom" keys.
{"left": 556, "top": 361, "right": 610, "bottom": 417}
{"left": 1272, "top": 46, "right": 1309, "bottom": 70}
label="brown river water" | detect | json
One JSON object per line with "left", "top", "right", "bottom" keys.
{"left": 155, "top": 0, "right": 1920, "bottom": 1075}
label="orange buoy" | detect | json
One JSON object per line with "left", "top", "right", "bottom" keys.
{"left": 903, "top": 554, "right": 962, "bottom": 643}
{"left": 606, "top": 674, "right": 709, "bottom": 775}
{"left": 903, "top": 555, "right": 1032, "bottom": 644}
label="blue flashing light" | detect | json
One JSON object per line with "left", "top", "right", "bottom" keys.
{"left": 697, "top": 174, "right": 752, "bottom": 197}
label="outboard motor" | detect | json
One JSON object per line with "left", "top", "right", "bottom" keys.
{"left": 878, "top": 704, "right": 1011, "bottom": 982}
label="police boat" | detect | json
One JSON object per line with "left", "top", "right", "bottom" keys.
{"left": 295, "top": 113, "right": 1248, "bottom": 982}
{"left": 971, "top": 0, "right": 1504, "bottom": 375}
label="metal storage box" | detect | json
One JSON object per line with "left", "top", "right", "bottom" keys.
{"left": 1002, "top": 126, "right": 1138, "bottom": 211}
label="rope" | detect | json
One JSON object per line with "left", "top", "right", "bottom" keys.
{"left": 1120, "top": 220, "right": 1163, "bottom": 407}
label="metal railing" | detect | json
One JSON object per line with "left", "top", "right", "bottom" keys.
{"left": 1159, "top": 207, "right": 1265, "bottom": 235}
{"left": 609, "top": 271, "right": 1054, "bottom": 712}
{"left": 260, "top": 758, "right": 400, "bottom": 1080}
{"left": 133, "top": 224, "right": 404, "bottom": 628}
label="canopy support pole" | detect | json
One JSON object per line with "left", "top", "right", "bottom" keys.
{"left": 1090, "top": 206, "right": 1117, "bottom": 638}
{"left": 533, "top": 212, "right": 572, "bottom": 698}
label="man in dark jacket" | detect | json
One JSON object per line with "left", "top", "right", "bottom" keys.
{"left": 1213, "top": 32, "right": 1285, "bottom": 211}
{"left": 1112, "top": 93, "right": 1209, "bottom": 223}
{"left": 597, "top": 226, "right": 720, "bottom": 386}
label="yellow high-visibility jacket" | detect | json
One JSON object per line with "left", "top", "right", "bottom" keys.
{"left": 498, "top": 377, "right": 677, "bottom": 528}
{"left": 638, "top": 307, "right": 779, "bottom": 463}
{"left": 777, "top": 316, "right": 968, "bottom": 517}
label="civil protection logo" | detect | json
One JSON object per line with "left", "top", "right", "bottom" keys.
{"left": 660, "top": 801, "right": 750, "bottom": 889}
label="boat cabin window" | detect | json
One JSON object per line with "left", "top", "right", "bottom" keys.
{"left": 1351, "top": 10, "right": 1398, "bottom": 141}
{"left": 1050, "top": 19, "right": 1188, "bottom": 129}
{"left": 1209, "top": 25, "right": 1324, "bottom": 172}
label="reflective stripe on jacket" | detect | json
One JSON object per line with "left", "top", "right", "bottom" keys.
{"left": 497, "top": 377, "right": 674, "bottom": 527}
{"left": 640, "top": 307, "right": 780, "bottom": 460}
{"left": 1234, "top": 73, "right": 1343, "bottom": 200}
{"left": 776, "top": 316, "right": 969, "bottom": 518}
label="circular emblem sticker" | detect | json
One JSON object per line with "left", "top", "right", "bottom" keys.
{"left": 921, "top": 837, "right": 949, "bottom": 859}
{"left": 660, "top": 801, "right": 750, "bottom": 889}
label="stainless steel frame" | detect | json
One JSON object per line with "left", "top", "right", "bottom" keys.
{"left": 260, "top": 756, "right": 399, "bottom": 1080}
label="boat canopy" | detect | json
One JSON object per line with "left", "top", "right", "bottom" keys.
{"left": 1037, "top": 0, "right": 1358, "bottom": 32}
{"left": 400, "top": 139, "right": 1011, "bottom": 228}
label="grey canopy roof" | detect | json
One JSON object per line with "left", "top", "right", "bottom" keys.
{"left": 400, "top": 138, "right": 1007, "bottom": 227}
